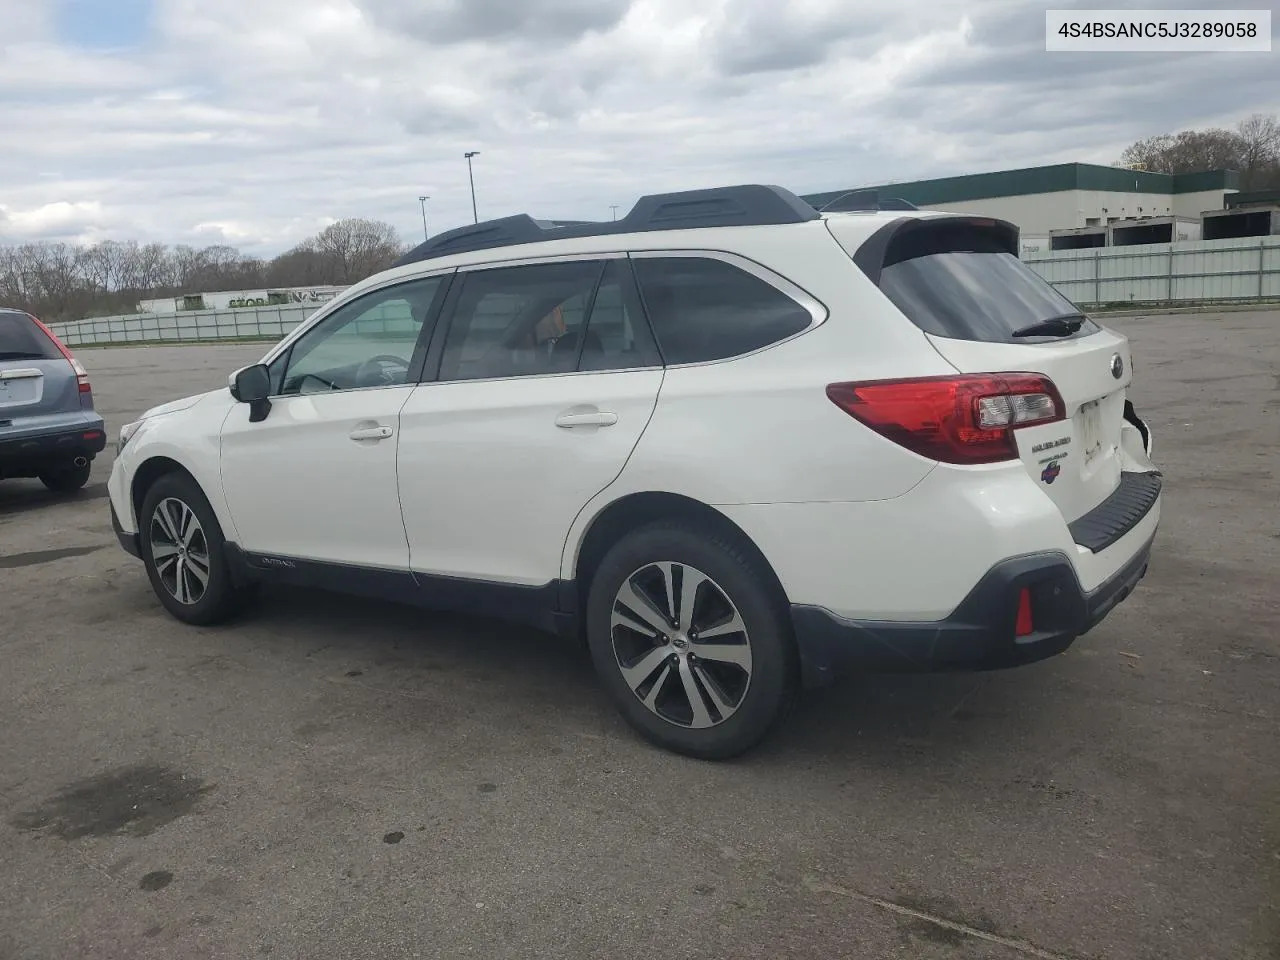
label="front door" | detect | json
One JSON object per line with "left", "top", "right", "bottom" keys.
{"left": 219, "top": 274, "right": 448, "bottom": 569}
{"left": 397, "top": 258, "right": 664, "bottom": 586}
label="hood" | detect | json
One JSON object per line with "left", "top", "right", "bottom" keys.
{"left": 140, "top": 388, "right": 221, "bottom": 420}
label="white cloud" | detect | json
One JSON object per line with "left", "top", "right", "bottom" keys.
{"left": 0, "top": 0, "right": 1274, "bottom": 253}
{"left": 0, "top": 200, "right": 108, "bottom": 242}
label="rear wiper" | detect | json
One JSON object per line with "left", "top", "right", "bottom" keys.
{"left": 0, "top": 352, "right": 46, "bottom": 360}
{"left": 1011, "top": 313, "right": 1085, "bottom": 338}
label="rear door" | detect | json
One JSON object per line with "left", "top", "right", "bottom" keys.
{"left": 830, "top": 216, "right": 1141, "bottom": 525}
{"left": 396, "top": 256, "right": 664, "bottom": 586}
{"left": 0, "top": 311, "right": 83, "bottom": 433}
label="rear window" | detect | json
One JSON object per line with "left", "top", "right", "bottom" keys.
{"left": 0, "top": 312, "right": 62, "bottom": 361}
{"left": 877, "top": 223, "right": 1100, "bottom": 344}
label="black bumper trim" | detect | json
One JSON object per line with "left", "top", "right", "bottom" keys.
{"left": 0, "top": 420, "right": 107, "bottom": 466}
{"left": 110, "top": 503, "right": 142, "bottom": 559}
{"left": 791, "top": 533, "right": 1155, "bottom": 686}
{"left": 1069, "top": 470, "right": 1162, "bottom": 552}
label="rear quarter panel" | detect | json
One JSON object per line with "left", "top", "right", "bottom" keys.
{"left": 559, "top": 222, "right": 958, "bottom": 580}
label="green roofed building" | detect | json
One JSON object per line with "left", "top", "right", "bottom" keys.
{"left": 801, "top": 162, "right": 1239, "bottom": 255}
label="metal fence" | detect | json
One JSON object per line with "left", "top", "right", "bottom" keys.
{"left": 49, "top": 304, "right": 322, "bottom": 347}
{"left": 1024, "top": 235, "right": 1280, "bottom": 308}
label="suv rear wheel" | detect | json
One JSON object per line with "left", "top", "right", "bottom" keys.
{"left": 139, "top": 473, "right": 252, "bottom": 625}
{"left": 585, "top": 521, "right": 796, "bottom": 759}
{"left": 39, "top": 459, "right": 92, "bottom": 493}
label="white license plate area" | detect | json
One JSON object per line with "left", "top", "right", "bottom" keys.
{"left": 0, "top": 376, "right": 40, "bottom": 408}
{"left": 1079, "top": 400, "right": 1104, "bottom": 466}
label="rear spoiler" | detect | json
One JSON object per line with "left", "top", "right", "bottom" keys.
{"left": 851, "top": 216, "right": 1021, "bottom": 286}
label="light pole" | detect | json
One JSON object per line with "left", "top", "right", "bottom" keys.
{"left": 610, "top": 205, "right": 619, "bottom": 221}
{"left": 464, "top": 151, "right": 480, "bottom": 223}
{"left": 418, "top": 195, "right": 429, "bottom": 241}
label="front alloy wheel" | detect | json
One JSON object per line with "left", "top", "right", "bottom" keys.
{"left": 148, "top": 497, "right": 211, "bottom": 605}
{"left": 611, "top": 561, "right": 754, "bottom": 730}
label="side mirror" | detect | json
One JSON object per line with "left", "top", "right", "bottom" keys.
{"left": 229, "top": 364, "right": 273, "bottom": 423}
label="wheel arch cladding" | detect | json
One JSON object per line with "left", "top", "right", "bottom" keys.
{"left": 573, "top": 491, "right": 791, "bottom": 613}
{"left": 131, "top": 456, "right": 198, "bottom": 528}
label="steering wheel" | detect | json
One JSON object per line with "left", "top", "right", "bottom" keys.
{"left": 355, "top": 354, "right": 411, "bottom": 388}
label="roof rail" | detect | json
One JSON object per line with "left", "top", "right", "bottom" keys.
{"left": 395, "top": 184, "right": 820, "bottom": 267}
{"left": 818, "top": 191, "right": 919, "bottom": 213}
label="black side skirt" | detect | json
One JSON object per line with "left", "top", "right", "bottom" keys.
{"left": 225, "top": 545, "right": 577, "bottom": 638}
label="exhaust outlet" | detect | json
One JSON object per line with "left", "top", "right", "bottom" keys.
{"left": 73, "top": 456, "right": 89, "bottom": 467}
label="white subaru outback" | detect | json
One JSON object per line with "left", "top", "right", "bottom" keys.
{"left": 109, "top": 185, "right": 1161, "bottom": 759}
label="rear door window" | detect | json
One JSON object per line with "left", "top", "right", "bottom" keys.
{"left": 876, "top": 222, "right": 1100, "bottom": 344}
{"left": 436, "top": 260, "right": 606, "bottom": 382}
{"left": 577, "top": 260, "right": 661, "bottom": 372}
{"left": 0, "top": 312, "right": 62, "bottom": 361}
{"left": 632, "top": 256, "right": 812, "bottom": 364}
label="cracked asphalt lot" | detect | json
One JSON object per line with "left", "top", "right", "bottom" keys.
{"left": 1, "top": 311, "right": 1278, "bottom": 959}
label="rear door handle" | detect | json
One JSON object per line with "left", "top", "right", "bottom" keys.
{"left": 349, "top": 425, "right": 394, "bottom": 441}
{"left": 555, "top": 411, "right": 618, "bottom": 428}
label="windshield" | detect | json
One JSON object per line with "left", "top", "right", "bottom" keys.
{"left": 879, "top": 250, "right": 1100, "bottom": 344}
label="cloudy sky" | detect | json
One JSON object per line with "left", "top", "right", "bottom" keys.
{"left": 0, "top": 0, "right": 1275, "bottom": 254}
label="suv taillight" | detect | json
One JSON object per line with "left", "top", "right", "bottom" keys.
{"left": 826, "top": 373, "right": 1064, "bottom": 465}
{"left": 28, "top": 313, "right": 91, "bottom": 393}
{"left": 70, "top": 357, "right": 92, "bottom": 393}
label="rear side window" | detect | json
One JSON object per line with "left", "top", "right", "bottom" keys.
{"left": 0, "top": 312, "right": 62, "bottom": 361}
{"left": 632, "top": 257, "right": 812, "bottom": 364}
{"left": 438, "top": 261, "right": 606, "bottom": 381}
{"left": 876, "top": 222, "right": 1100, "bottom": 344}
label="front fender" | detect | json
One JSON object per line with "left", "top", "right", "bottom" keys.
{"left": 110, "top": 393, "right": 238, "bottom": 540}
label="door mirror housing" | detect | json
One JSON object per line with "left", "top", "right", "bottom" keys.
{"left": 229, "top": 364, "right": 273, "bottom": 423}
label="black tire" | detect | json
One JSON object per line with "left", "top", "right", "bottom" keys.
{"left": 585, "top": 520, "right": 796, "bottom": 760}
{"left": 39, "top": 460, "right": 92, "bottom": 493}
{"left": 138, "top": 472, "right": 252, "bottom": 626}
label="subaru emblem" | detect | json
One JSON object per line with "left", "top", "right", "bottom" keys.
{"left": 1110, "top": 354, "right": 1124, "bottom": 379}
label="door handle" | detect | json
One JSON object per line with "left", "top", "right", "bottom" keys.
{"left": 349, "top": 425, "right": 394, "bottom": 441}
{"left": 555, "top": 411, "right": 618, "bottom": 428}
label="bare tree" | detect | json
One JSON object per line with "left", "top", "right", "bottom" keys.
{"left": 1119, "top": 114, "right": 1280, "bottom": 189}
{"left": 1121, "top": 128, "right": 1242, "bottom": 173}
{"left": 131, "top": 242, "right": 173, "bottom": 291}
{"left": 311, "top": 218, "right": 402, "bottom": 284}
{"left": 79, "top": 239, "right": 136, "bottom": 292}
{"left": 1235, "top": 114, "right": 1280, "bottom": 189}
{"left": 1, "top": 216, "right": 402, "bottom": 321}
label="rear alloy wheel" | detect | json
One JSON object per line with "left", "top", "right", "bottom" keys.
{"left": 611, "top": 561, "right": 753, "bottom": 730}
{"left": 139, "top": 473, "right": 252, "bottom": 626}
{"left": 587, "top": 521, "right": 795, "bottom": 759}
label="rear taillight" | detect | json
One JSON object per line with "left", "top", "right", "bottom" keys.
{"left": 70, "top": 357, "right": 92, "bottom": 393}
{"left": 826, "top": 373, "right": 1065, "bottom": 465}
{"left": 28, "top": 313, "right": 91, "bottom": 393}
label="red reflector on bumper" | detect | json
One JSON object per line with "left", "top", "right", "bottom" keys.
{"left": 83, "top": 431, "right": 102, "bottom": 440}
{"left": 1015, "top": 588, "right": 1034, "bottom": 636}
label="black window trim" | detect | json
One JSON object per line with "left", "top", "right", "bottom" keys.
{"left": 418, "top": 252, "right": 666, "bottom": 386}
{"left": 266, "top": 270, "right": 456, "bottom": 399}
{"left": 626, "top": 247, "right": 829, "bottom": 369}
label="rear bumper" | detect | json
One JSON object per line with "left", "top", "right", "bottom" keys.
{"left": 791, "top": 531, "right": 1155, "bottom": 686}
{"left": 0, "top": 418, "right": 107, "bottom": 473}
